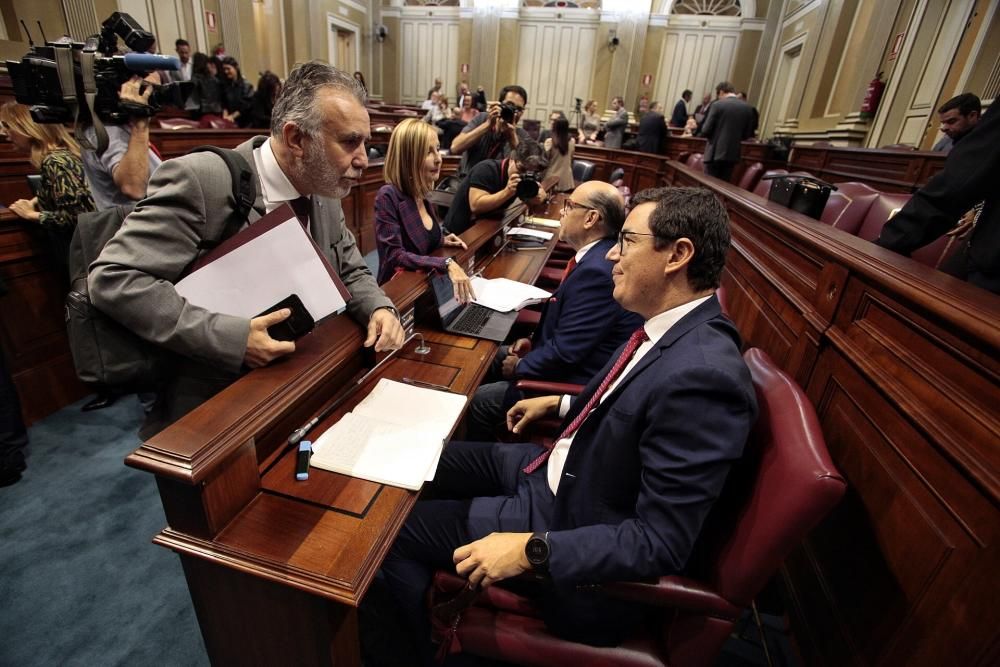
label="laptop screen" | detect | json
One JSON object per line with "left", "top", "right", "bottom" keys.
{"left": 430, "top": 273, "right": 461, "bottom": 326}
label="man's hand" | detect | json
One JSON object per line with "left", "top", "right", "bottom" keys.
{"left": 119, "top": 75, "right": 153, "bottom": 108}
{"left": 506, "top": 395, "right": 560, "bottom": 434}
{"left": 504, "top": 172, "right": 522, "bottom": 196}
{"left": 501, "top": 354, "right": 520, "bottom": 379}
{"left": 453, "top": 533, "right": 532, "bottom": 588}
{"left": 364, "top": 307, "right": 405, "bottom": 352}
{"left": 947, "top": 207, "right": 978, "bottom": 239}
{"left": 486, "top": 102, "right": 503, "bottom": 131}
{"left": 9, "top": 198, "right": 40, "bottom": 221}
{"left": 509, "top": 338, "right": 531, "bottom": 356}
{"left": 244, "top": 309, "right": 296, "bottom": 368}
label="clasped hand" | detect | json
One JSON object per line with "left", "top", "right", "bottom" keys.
{"left": 453, "top": 533, "right": 532, "bottom": 588}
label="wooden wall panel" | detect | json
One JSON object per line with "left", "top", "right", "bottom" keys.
{"left": 515, "top": 15, "right": 597, "bottom": 122}
{"left": 398, "top": 17, "right": 459, "bottom": 106}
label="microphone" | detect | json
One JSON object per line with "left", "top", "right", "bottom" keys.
{"left": 122, "top": 53, "right": 180, "bottom": 71}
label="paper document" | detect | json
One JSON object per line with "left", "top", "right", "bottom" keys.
{"left": 507, "top": 227, "right": 554, "bottom": 241}
{"left": 470, "top": 276, "right": 551, "bottom": 312}
{"left": 310, "top": 379, "right": 468, "bottom": 490}
{"left": 175, "top": 203, "right": 350, "bottom": 323}
{"left": 523, "top": 215, "right": 561, "bottom": 228}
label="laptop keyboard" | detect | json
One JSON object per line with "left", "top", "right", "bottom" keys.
{"left": 452, "top": 304, "right": 493, "bottom": 334}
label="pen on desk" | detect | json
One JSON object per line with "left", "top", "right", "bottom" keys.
{"left": 512, "top": 245, "right": 547, "bottom": 251}
{"left": 401, "top": 377, "right": 452, "bottom": 392}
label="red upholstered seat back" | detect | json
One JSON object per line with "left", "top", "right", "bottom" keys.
{"left": 911, "top": 232, "right": 960, "bottom": 269}
{"left": 694, "top": 348, "right": 846, "bottom": 606}
{"left": 818, "top": 182, "right": 880, "bottom": 234}
{"left": 855, "top": 192, "right": 912, "bottom": 242}
{"left": 735, "top": 162, "right": 764, "bottom": 192}
{"left": 752, "top": 169, "right": 787, "bottom": 198}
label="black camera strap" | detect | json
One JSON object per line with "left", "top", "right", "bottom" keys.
{"left": 76, "top": 49, "right": 110, "bottom": 155}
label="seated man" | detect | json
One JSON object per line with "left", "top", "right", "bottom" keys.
{"left": 465, "top": 180, "right": 644, "bottom": 440}
{"left": 372, "top": 186, "right": 758, "bottom": 664}
{"left": 931, "top": 92, "right": 981, "bottom": 152}
{"left": 89, "top": 62, "right": 404, "bottom": 437}
{"left": 443, "top": 139, "right": 546, "bottom": 234}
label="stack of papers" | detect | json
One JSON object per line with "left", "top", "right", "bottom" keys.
{"left": 507, "top": 227, "right": 554, "bottom": 241}
{"left": 523, "top": 215, "right": 561, "bottom": 228}
{"left": 309, "top": 379, "right": 468, "bottom": 490}
{"left": 469, "top": 277, "right": 551, "bottom": 312}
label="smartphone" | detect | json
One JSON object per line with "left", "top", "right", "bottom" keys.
{"left": 257, "top": 294, "right": 315, "bottom": 341}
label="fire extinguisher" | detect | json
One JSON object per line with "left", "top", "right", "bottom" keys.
{"left": 860, "top": 71, "right": 885, "bottom": 120}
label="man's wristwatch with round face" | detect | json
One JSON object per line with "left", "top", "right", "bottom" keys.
{"left": 525, "top": 531, "right": 550, "bottom": 571}
{"left": 444, "top": 257, "right": 454, "bottom": 269}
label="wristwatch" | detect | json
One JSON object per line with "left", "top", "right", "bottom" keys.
{"left": 444, "top": 257, "right": 454, "bottom": 269}
{"left": 376, "top": 305, "right": 400, "bottom": 321}
{"left": 525, "top": 531, "right": 550, "bottom": 571}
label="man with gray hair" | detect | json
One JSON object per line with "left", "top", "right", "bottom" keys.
{"left": 90, "top": 61, "right": 404, "bottom": 437}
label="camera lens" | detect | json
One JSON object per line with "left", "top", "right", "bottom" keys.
{"left": 500, "top": 102, "right": 515, "bottom": 124}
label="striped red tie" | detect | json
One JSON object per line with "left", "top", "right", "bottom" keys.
{"left": 522, "top": 327, "right": 649, "bottom": 474}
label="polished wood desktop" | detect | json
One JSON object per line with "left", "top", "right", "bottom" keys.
{"left": 125, "top": 207, "right": 561, "bottom": 665}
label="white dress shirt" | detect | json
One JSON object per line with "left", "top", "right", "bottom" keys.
{"left": 546, "top": 294, "right": 712, "bottom": 494}
{"left": 252, "top": 139, "right": 304, "bottom": 214}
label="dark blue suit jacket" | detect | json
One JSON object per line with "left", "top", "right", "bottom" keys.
{"left": 516, "top": 238, "right": 643, "bottom": 384}
{"left": 544, "top": 296, "right": 757, "bottom": 591}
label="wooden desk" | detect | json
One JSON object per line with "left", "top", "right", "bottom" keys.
{"left": 126, "top": 216, "right": 557, "bottom": 665}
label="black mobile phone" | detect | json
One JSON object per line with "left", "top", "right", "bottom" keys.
{"left": 257, "top": 294, "right": 315, "bottom": 341}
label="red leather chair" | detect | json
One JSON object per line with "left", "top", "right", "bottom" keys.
{"left": 818, "top": 182, "right": 880, "bottom": 234}
{"left": 855, "top": 192, "right": 912, "bottom": 242}
{"left": 752, "top": 169, "right": 788, "bottom": 198}
{"left": 432, "top": 347, "right": 846, "bottom": 667}
{"left": 685, "top": 152, "right": 704, "bottom": 173}
{"left": 735, "top": 162, "right": 764, "bottom": 192}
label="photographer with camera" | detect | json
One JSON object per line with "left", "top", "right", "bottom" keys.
{"left": 80, "top": 75, "right": 162, "bottom": 210}
{"left": 443, "top": 139, "right": 547, "bottom": 235}
{"left": 449, "top": 84, "right": 531, "bottom": 178}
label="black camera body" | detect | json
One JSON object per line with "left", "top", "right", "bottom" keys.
{"left": 516, "top": 171, "right": 539, "bottom": 201}
{"left": 499, "top": 101, "right": 519, "bottom": 124}
{"left": 6, "top": 12, "right": 188, "bottom": 126}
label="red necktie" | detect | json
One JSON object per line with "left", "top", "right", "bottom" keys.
{"left": 561, "top": 256, "right": 577, "bottom": 283}
{"left": 522, "top": 327, "right": 649, "bottom": 474}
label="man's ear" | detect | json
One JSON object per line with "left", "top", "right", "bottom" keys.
{"left": 662, "top": 237, "right": 695, "bottom": 279}
{"left": 282, "top": 122, "right": 308, "bottom": 159}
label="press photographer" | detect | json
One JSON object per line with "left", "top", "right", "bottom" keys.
{"left": 449, "top": 83, "right": 531, "bottom": 178}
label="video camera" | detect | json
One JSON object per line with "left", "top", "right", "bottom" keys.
{"left": 6, "top": 12, "right": 189, "bottom": 129}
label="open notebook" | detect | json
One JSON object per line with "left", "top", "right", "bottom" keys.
{"left": 309, "top": 379, "right": 468, "bottom": 490}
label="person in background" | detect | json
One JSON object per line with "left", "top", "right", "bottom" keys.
{"left": 220, "top": 57, "right": 255, "bottom": 127}
{"left": 423, "top": 94, "right": 449, "bottom": 126}
{"left": 421, "top": 91, "right": 440, "bottom": 112}
{"left": 693, "top": 93, "right": 712, "bottom": 125}
{"left": 450, "top": 84, "right": 531, "bottom": 178}
{"left": 1, "top": 102, "right": 95, "bottom": 274}
{"left": 603, "top": 96, "right": 628, "bottom": 149}
{"left": 700, "top": 81, "right": 755, "bottom": 181}
{"left": 472, "top": 86, "right": 488, "bottom": 112}
{"left": 457, "top": 94, "right": 478, "bottom": 124}
{"left": 670, "top": 89, "right": 692, "bottom": 128}
{"left": 682, "top": 115, "right": 698, "bottom": 137}
{"left": 538, "top": 110, "right": 565, "bottom": 144}
{"left": 353, "top": 71, "right": 368, "bottom": 95}
{"left": 186, "top": 52, "right": 224, "bottom": 120}
{"left": 579, "top": 99, "right": 602, "bottom": 143}
{"left": 427, "top": 77, "right": 443, "bottom": 101}
{"left": 543, "top": 117, "right": 575, "bottom": 192}
{"left": 636, "top": 101, "right": 668, "bottom": 155}
{"left": 738, "top": 91, "right": 760, "bottom": 137}
{"left": 374, "top": 119, "right": 472, "bottom": 300}
{"left": 456, "top": 81, "right": 470, "bottom": 107}
{"left": 249, "top": 71, "right": 282, "bottom": 129}
{"left": 932, "top": 93, "right": 981, "bottom": 152}
{"left": 170, "top": 39, "right": 193, "bottom": 82}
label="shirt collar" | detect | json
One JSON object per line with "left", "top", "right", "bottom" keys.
{"left": 574, "top": 239, "right": 600, "bottom": 262}
{"left": 253, "top": 138, "right": 303, "bottom": 213}
{"left": 644, "top": 294, "right": 713, "bottom": 344}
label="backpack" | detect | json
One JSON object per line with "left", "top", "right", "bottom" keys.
{"left": 65, "top": 145, "right": 256, "bottom": 391}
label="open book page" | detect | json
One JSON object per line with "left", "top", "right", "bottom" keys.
{"left": 309, "top": 413, "right": 441, "bottom": 491}
{"left": 310, "top": 379, "right": 468, "bottom": 488}
{"left": 469, "top": 277, "right": 552, "bottom": 312}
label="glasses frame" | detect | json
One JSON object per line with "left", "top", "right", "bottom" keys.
{"left": 616, "top": 229, "right": 666, "bottom": 254}
{"left": 561, "top": 199, "right": 597, "bottom": 214}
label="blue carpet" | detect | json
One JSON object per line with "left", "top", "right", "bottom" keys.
{"left": 0, "top": 396, "right": 209, "bottom": 667}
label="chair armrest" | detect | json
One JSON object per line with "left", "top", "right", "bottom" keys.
{"left": 516, "top": 380, "right": 584, "bottom": 395}
{"left": 601, "top": 575, "right": 741, "bottom": 620}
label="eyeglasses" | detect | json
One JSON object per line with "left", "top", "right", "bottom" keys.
{"left": 561, "top": 199, "right": 596, "bottom": 214}
{"left": 616, "top": 229, "right": 666, "bottom": 254}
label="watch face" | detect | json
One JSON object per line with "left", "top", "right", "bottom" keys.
{"left": 526, "top": 536, "right": 549, "bottom": 565}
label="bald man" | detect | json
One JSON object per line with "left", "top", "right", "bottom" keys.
{"left": 465, "top": 180, "right": 644, "bottom": 439}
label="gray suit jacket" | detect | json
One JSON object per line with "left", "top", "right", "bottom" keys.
{"left": 89, "top": 137, "right": 393, "bottom": 376}
{"left": 603, "top": 108, "right": 628, "bottom": 149}
{"left": 700, "top": 96, "right": 755, "bottom": 163}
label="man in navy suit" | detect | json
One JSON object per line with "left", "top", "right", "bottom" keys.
{"left": 370, "top": 187, "right": 758, "bottom": 663}
{"left": 465, "top": 180, "right": 643, "bottom": 440}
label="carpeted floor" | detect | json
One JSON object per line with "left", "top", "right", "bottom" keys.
{"left": 1, "top": 392, "right": 798, "bottom": 667}
{"left": 0, "top": 395, "right": 209, "bottom": 667}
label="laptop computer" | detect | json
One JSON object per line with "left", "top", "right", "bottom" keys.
{"left": 429, "top": 273, "right": 517, "bottom": 342}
